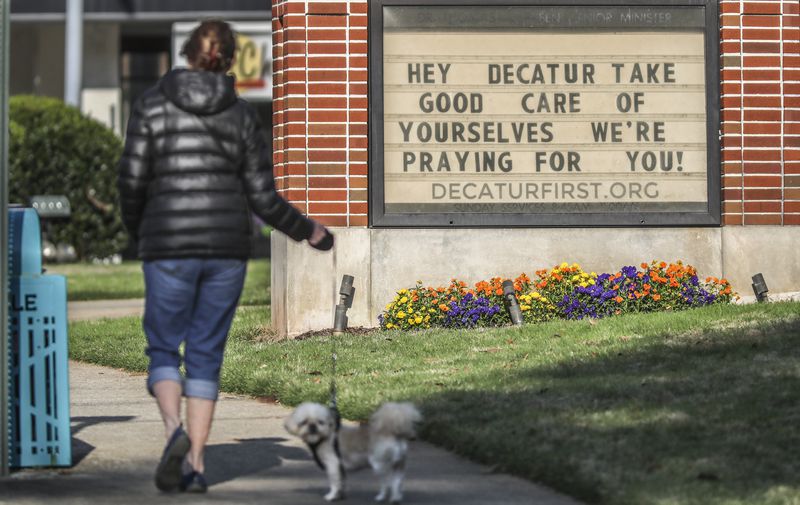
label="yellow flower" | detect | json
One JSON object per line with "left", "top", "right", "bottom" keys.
{"left": 579, "top": 282, "right": 588, "bottom": 288}
{"left": 520, "top": 304, "right": 531, "bottom": 311}
{"left": 385, "top": 303, "right": 393, "bottom": 310}
{"left": 398, "top": 289, "right": 408, "bottom": 295}
{"left": 532, "top": 292, "right": 541, "bottom": 298}
{"left": 397, "top": 311, "right": 406, "bottom": 319}
{"left": 424, "top": 315, "right": 430, "bottom": 322}
{"left": 572, "top": 263, "right": 580, "bottom": 269}
{"left": 408, "top": 318, "right": 415, "bottom": 325}
{"left": 590, "top": 272, "right": 597, "bottom": 277}
{"left": 400, "top": 296, "right": 408, "bottom": 304}
{"left": 572, "top": 275, "right": 580, "bottom": 282}
{"left": 560, "top": 262, "right": 568, "bottom": 269}
{"left": 415, "top": 316, "right": 423, "bottom": 324}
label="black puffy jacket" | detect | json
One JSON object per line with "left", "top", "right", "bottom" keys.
{"left": 117, "top": 69, "right": 312, "bottom": 260}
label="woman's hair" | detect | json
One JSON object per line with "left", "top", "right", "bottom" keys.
{"left": 181, "top": 20, "right": 236, "bottom": 73}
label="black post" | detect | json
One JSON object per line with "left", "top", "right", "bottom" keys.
{"left": 333, "top": 275, "right": 355, "bottom": 335}
{"left": 502, "top": 280, "right": 523, "bottom": 326}
{"left": 751, "top": 273, "right": 769, "bottom": 303}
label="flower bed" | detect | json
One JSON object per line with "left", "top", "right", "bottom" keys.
{"left": 379, "top": 261, "right": 736, "bottom": 330}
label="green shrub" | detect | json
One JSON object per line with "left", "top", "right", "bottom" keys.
{"left": 9, "top": 95, "right": 126, "bottom": 260}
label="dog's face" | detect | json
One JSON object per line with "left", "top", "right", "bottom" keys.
{"left": 284, "top": 402, "right": 336, "bottom": 445}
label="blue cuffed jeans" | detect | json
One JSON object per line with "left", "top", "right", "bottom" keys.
{"left": 142, "top": 258, "right": 247, "bottom": 401}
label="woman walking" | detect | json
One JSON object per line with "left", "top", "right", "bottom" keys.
{"left": 117, "top": 20, "right": 333, "bottom": 493}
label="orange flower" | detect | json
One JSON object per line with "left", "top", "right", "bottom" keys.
{"left": 641, "top": 262, "right": 648, "bottom": 269}
{"left": 652, "top": 294, "right": 661, "bottom": 301}
{"left": 439, "top": 304, "right": 449, "bottom": 312}
{"left": 495, "top": 288, "right": 503, "bottom": 296}
{"left": 615, "top": 296, "right": 623, "bottom": 303}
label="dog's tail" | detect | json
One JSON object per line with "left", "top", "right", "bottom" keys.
{"left": 369, "top": 402, "right": 422, "bottom": 439}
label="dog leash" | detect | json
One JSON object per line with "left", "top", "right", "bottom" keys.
{"left": 329, "top": 247, "right": 342, "bottom": 429}
{"left": 303, "top": 329, "right": 346, "bottom": 477}
{"left": 329, "top": 322, "right": 346, "bottom": 478}
{"left": 316, "top": 266, "right": 346, "bottom": 478}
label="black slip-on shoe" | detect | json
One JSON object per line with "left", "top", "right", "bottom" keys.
{"left": 154, "top": 425, "right": 191, "bottom": 492}
{"left": 179, "top": 471, "right": 208, "bottom": 493}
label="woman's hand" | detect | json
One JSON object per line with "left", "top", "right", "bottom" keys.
{"left": 308, "top": 221, "right": 334, "bottom": 251}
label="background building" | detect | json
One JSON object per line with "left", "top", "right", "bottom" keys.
{"left": 9, "top": 0, "right": 271, "bottom": 134}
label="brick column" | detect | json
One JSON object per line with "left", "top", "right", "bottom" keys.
{"left": 720, "top": 0, "right": 800, "bottom": 225}
{"left": 272, "top": 0, "right": 369, "bottom": 228}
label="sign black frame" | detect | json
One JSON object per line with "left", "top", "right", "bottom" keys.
{"left": 368, "top": 0, "right": 721, "bottom": 227}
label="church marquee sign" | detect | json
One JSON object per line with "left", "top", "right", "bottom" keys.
{"left": 369, "top": 0, "right": 720, "bottom": 227}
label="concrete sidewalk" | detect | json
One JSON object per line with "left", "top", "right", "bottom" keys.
{"left": 0, "top": 302, "right": 585, "bottom": 505}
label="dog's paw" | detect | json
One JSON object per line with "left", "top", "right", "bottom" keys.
{"left": 324, "top": 489, "right": 344, "bottom": 501}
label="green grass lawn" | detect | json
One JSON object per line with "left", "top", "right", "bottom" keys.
{"left": 47, "top": 259, "right": 270, "bottom": 305}
{"left": 69, "top": 301, "right": 800, "bottom": 505}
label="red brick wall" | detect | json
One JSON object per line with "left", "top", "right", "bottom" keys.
{"left": 721, "top": 0, "right": 800, "bottom": 225}
{"left": 273, "top": 0, "right": 800, "bottom": 227}
{"left": 272, "top": 0, "right": 369, "bottom": 227}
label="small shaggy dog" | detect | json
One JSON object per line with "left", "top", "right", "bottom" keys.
{"left": 284, "top": 402, "right": 422, "bottom": 503}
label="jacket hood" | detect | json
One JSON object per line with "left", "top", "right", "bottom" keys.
{"left": 159, "top": 68, "right": 237, "bottom": 115}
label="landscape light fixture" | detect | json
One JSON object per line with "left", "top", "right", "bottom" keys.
{"left": 502, "top": 280, "right": 524, "bottom": 326}
{"left": 751, "top": 273, "right": 769, "bottom": 303}
{"left": 333, "top": 274, "right": 355, "bottom": 335}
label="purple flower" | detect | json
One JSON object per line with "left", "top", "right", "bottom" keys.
{"left": 443, "top": 293, "right": 503, "bottom": 328}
